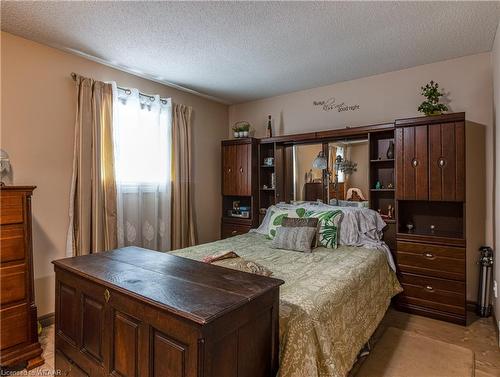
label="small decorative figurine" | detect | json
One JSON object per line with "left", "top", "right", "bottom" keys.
{"left": 406, "top": 222, "right": 414, "bottom": 232}
{"left": 387, "top": 182, "right": 394, "bottom": 189}
{"left": 375, "top": 181, "right": 382, "bottom": 190}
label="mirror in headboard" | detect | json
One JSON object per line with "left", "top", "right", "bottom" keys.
{"left": 327, "top": 139, "right": 369, "bottom": 207}
{"left": 292, "top": 143, "right": 325, "bottom": 202}
{"left": 290, "top": 139, "right": 369, "bottom": 206}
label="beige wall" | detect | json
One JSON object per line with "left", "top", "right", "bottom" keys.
{"left": 493, "top": 22, "right": 500, "bottom": 334}
{"left": 229, "top": 53, "right": 494, "bottom": 302}
{"left": 1, "top": 32, "right": 228, "bottom": 316}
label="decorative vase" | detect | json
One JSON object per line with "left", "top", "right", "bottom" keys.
{"left": 243, "top": 131, "right": 249, "bottom": 137}
{"left": 234, "top": 131, "right": 239, "bottom": 138}
{"left": 238, "top": 131, "right": 244, "bottom": 138}
{"left": 386, "top": 141, "right": 394, "bottom": 159}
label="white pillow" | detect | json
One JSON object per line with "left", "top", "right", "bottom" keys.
{"left": 267, "top": 207, "right": 307, "bottom": 239}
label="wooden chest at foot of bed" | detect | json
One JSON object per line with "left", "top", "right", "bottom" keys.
{"left": 53, "top": 247, "right": 283, "bottom": 377}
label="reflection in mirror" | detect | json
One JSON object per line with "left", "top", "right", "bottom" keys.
{"left": 292, "top": 143, "right": 324, "bottom": 202}
{"left": 328, "top": 139, "right": 369, "bottom": 207}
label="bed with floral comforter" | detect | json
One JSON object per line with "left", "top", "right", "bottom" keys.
{"left": 171, "top": 232, "right": 401, "bottom": 377}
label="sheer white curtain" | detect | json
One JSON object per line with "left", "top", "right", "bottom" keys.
{"left": 112, "top": 83, "right": 172, "bottom": 251}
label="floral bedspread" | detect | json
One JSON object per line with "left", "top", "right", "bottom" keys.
{"left": 171, "top": 232, "right": 402, "bottom": 377}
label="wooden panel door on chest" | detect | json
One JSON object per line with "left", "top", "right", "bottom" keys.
{"left": 0, "top": 186, "right": 43, "bottom": 369}
{"left": 394, "top": 113, "right": 466, "bottom": 325}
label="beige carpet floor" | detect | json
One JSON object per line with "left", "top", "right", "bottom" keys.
{"left": 356, "top": 327, "right": 475, "bottom": 377}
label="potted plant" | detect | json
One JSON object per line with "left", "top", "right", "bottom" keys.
{"left": 417, "top": 80, "right": 448, "bottom": 116}
{"left": 240, "top": 122, "right": 250, "bottom": 137}
{"left": 233, "top": 121, "right": 251, "bottom": 138}
{"left": 232, "top": 124, "right": 241, "bottom": 138}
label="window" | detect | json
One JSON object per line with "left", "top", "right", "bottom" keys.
{"left": 112, "top": 87, "right": 172, "bottom": 186}
{"left": 111, "top": 84, "right": 172, "bottom": 251}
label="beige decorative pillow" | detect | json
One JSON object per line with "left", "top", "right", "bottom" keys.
{"left": 271, "top": 226, "right": 317, "bottom": 253}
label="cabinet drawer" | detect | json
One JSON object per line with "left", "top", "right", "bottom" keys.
{"left": 396, "top": 241, "right": 465, "bottom": 281}
{"left": 0, "top": 193, "right": 24, "bottom": 225}
{"left": 222, "top": 222, "right": 251, "bottom": 239}
{"left": 0, "top": 264, "right": 27, "bottom": 305}
{"left": 0, "top": 303, "right": 29, "bottom": 350}
{"left": 398, "top": 273, "right": 465, "bottom": 315}
{"left": 0, "top": 224, "right": 26, "bottom": 263}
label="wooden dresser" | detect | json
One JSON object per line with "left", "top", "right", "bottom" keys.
{"left": 53, "top": 247, "right": 283, "bottom": 377}
{"left": 0, "top": 186, "right": 43, "bottom": 369}
{"left": 394, "top": 113, "right": 466, "bottom": 325}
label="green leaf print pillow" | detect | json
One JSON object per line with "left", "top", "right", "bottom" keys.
{"left": 267, "top": 208, "right": 306, "bottom": 239}
{"left": 304, "top": 210, "right": 343, "bottom": 248}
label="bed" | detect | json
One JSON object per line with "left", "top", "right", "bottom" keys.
{"left": 171, "top": 205, "right": 402, "bottom": 377}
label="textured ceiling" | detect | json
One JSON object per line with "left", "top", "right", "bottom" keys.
{"left": 2, "top": 1, "right": 499, "bottom": 104}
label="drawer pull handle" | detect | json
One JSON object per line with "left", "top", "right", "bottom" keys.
{"left": 411, "top": 158, "right": 419, "bottom": 168}
{"left": 424, "top": 285, "right": 434, "bottom": 292}
{"left": 239, "top": 167, "right": 243, "bottom": 173}
{"left": 104, "top": 289, "right": 111, "bottom": 303}
{"left": 423, "top": 252, "right": 435, "bottom": 259}
{"left": 438, "top": 157, "right": 446, "bottom": 168}
{"left": 231, "top": 230, "right": 238, "bottom": 235}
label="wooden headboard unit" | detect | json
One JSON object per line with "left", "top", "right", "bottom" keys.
{"left": 222, "top": 112, "right": 467, "bottom": 326}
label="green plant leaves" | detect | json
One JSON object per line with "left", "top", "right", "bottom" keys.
{"left": 304, "top": 210, "right": 342, "bottom": 248}
{"left": 295, "top": 208, "right": 306, "bottom": 218}
{"left": 273, "top": 213, "right": 288, "bottom": 226}
{"left": 418, "top": 80, "right": 448, "bottom": 116}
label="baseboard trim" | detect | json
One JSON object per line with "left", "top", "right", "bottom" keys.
{"left": 38, "top": 312, "right": 55, "bottom": 327}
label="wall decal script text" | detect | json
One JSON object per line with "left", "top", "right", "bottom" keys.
{"left": 313, "top": 97, "right": 360, "bottom": 112}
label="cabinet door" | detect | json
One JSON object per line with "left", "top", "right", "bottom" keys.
{"left": 236, "top": 144, "right": 250, "bottom": 196}
{"left": 396, "top": 126, "right": 428, "bottom": 200}
{"left": 222, "top": 143, "right": 253, "bottom": 196}
{"left": 429, "top": 122, "right": 465, "bottom": 201}
{"left": 222, "top": 145, "right": 236, "bottom": 196}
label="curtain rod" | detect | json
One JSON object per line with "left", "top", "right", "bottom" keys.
{"left": 71, "top": 72, "right": 170, "bottom": 104}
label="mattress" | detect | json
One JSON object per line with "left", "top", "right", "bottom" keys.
{"left": 171, "top": 232, "right": 402, "bottom": 377}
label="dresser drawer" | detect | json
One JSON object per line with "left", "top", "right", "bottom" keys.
{"left": 0, "top": 193, "right": 24, "bottom": 225}
{"left": 396, "top": 241, "right": 465, "bottom": 281}
{"left": 0, "top": 264, "right": 27, "bottom": 305}
{"left": 221, "top": 222, "right": 251, "bottom": 239}
{"left": 0, "top": 303, "right": 29, "bottom": 350}
{"left": 0, "top": 224, "right": 26, "bottom": 263}
{"left": 398, "top": 273, "right": 465, "bottom": 315}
